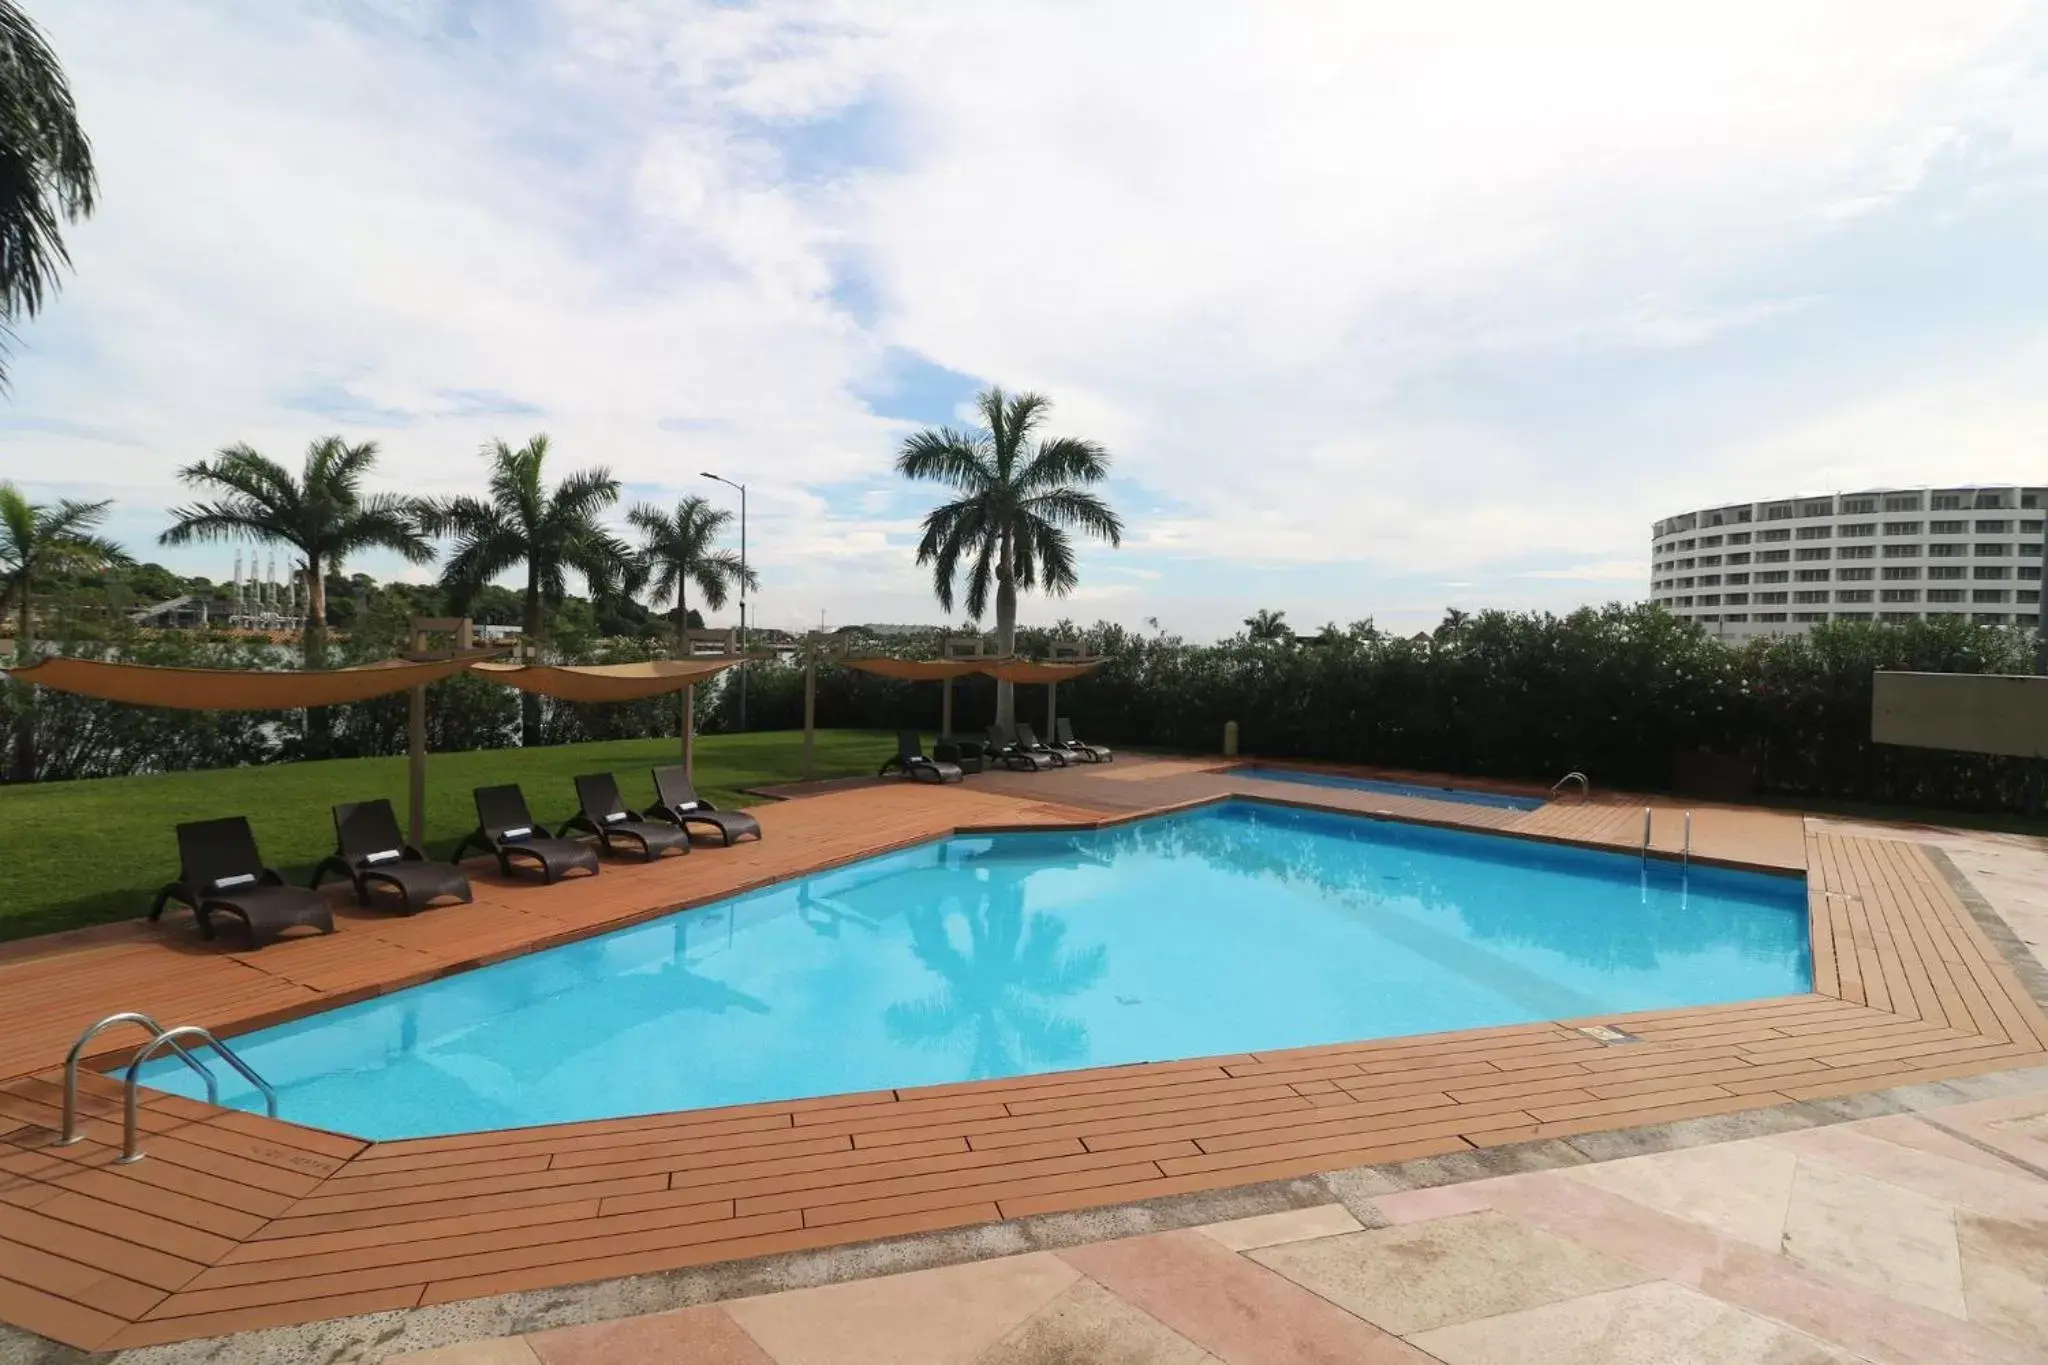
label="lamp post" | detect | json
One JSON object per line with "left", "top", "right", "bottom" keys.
{"left": 700, "top": 471, "right": 748, "bottom": 731}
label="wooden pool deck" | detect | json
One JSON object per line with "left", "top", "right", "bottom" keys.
{"left": 1, "top": 759, "right": 2043, "bottom": 1350}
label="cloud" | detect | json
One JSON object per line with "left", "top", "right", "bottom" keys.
{"left": 7, "top": 0, "right": 2048, "bottom": 640}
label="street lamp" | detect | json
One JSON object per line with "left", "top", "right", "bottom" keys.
{"left": 700, "top": 471, "right": 748, "bottom": 730}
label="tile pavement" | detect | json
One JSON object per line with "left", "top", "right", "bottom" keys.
{"left": 389, "top": 1086, "right": 2048, "bottom": 1365}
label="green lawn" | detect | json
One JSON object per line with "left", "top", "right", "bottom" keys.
{"left": 0, "top": 730, "right": 896, "bottom": 943}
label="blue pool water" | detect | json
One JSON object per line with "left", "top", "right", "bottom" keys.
{"left": 1237, "top": 767, "right": 1548, "bottom": 811}
{"left": 136, "top": 802, "right": 1811, "bottom": 1138}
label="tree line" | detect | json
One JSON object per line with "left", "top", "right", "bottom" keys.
{"left": 2, "top": 434, "right": 752, "bottom": 775}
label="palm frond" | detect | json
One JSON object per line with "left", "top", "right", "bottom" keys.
{"left": 338, "top": 492, "right": 435, "bottom": 566}
{"left": 0, "top": 0, "right": 96, "bottom": 388}
{"left": 157, "top": 503, "right": 281, "bottom": 547}
{"left": 1023, "top": 519, "right": 1079, "bottom": 596}
{"left": 1019, "top": 436, "right": 1112, "bottom": 492}
{"left": 1023, "top": 488, "right": 1124, "bottom": 546}
{"left": 963, "top": 538, "right": 996, "bottom": 620}
{"left": 895, "top": 428, "right": 992, "bottom": 491}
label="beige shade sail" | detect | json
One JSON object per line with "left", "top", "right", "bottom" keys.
{"left": 2, "top": 653, "right": 497, "bottom": 711}
{"left": 841, "top": 657, "right": 990, "bottom": 681}
{"left": 472, "top": 656, "right": 745, "bottom": 703}
{"left": 979, "top": 658, "right": 1103, "bottom": 684}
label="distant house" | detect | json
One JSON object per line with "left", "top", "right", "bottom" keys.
{"left": 474, "top": 624, "right": 524, "bottom": 644}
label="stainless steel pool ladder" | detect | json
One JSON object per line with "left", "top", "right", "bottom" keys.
{"left": 1551, "top": 771, "right": 1590, "bottom": 799}
{"left": 56, "top": 1013, "right": 215, "bottom": 1146}
{"left": 1639, "top": 808, "right": 1695, "bottom": 870}
{"left": 55, "top": 1013, "right": 276, "bottom": 1164}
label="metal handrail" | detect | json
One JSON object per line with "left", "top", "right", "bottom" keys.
{"left": 1640, "top": 807, "right": 1652, "bottom": 866}
{"left": 1684, "top": 810, "right": 1693, "bottom": 870}
{"left": 57, "top": 1013, "right": 216, "bottom": 1147}
{"left": 1551, "top": 771, "right": 1590, "bottom": 799}
{"left": 119, "top": 1026, "right": 275, "bottom": 1164}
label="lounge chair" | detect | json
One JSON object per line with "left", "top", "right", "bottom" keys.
{"left": 452, "top": 784, "right": 601, "bottom": 883}
{"left": 149, "top": 816, "right": 335, "bottom": 947}
{"left": 312, "top": 799, "right": 473, "bottom": 914}
{"left": 565, "top": 772, "right": 693, "bottom": 862}
{"left": 984, "top": 724, "right": 1058, "bottom": 772}
{"left": 649, "top": 766, "right": 763, "bottom": 845}
{"left": 880, "top": 731, "right": 964, "bottom": 783}
{"left": 1056, "top": 717, "right": 1114, "bottom": 763}
{"left": 1013, "top": 722, "right": 1072, "bottom": 768}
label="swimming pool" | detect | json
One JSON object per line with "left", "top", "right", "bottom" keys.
{"left": 1236, "top": 766, "right": 1549, "bottom": 811}
{"left": 136, "top": 801, "right": 1811, "bottom": 1138}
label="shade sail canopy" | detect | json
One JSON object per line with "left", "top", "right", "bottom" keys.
{"left": 472, "top": 657, "right": 744, "bottom": 703}
{"left": 841, "top": 657, "right": 989, "bottom": 681}
{"left": 2, "top": 653, "right": 494, "bottom": 711}
{"left": 980, "top": 659, "right": 1102, "bottom": 684}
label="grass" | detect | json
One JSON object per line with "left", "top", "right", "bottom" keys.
{"left": 0, "top": 729, "right": 896, "bottom": 943}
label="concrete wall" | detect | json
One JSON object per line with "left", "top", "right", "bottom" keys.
{"left": 1872, "top": 671, "right": 2048, "bottom": 759}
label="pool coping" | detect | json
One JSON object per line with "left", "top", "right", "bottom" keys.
{"left": 2, "top": 770, "right": 2045, "bottom": 1351}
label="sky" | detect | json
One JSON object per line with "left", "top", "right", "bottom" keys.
{"left": 5, "top": 0, "right": 2048, "bottom": 640}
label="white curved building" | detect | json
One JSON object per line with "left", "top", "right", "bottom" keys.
{"left": 1651, "top": 485, "right": 2044, "bottom": 642}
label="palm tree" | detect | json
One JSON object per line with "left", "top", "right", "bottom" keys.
{"left": 895, "top": 387, "right": 1123, "bottom": 729}
{"left": 627, "top": 495, "right": 756, "bottom": 748}
{"left": 627, "top": 495, "right": 755, "bottom": 653}
{"left": 0, "top": 1, "right": 96, "bottom": 388}
{"left": 423, "top": 434, "right": 632, "bottom": 745}
{"left": 160, "top": 437, "right": 434, "bottom": 755}
{"left": 1244, "top": 608, "right": 1291, "bottom": 643}
{"left": 0, "top": 482, "right": 128, "bottom": 778}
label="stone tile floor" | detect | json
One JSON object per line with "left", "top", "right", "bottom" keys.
{"left": 391, "top": 1086, "right": 2048, "bottom": 1365}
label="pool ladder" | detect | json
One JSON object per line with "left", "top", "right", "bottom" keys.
{"left": 1551, "top": 771, "right": 1590, "bottom": 800}
{"left": 1638, "top": 808, "right": 1694, "bottom": 870}
{"left": 57, "top": 1013, "right": 276, "bottom": 1164}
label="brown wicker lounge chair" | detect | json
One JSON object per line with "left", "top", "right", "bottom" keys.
{"left": 986, "top": 724, "right": 1058, "bottom": 771}
{"left": 565, "top": 772, "right": 692, "bottom": 862}
{"left": 649, "top": 766, "right": 763, "bottom": 845}
{"left": 879, "top": 731, "right": 964, "bottom": 783}
{"left": 1055, "top": 717, "right": 1114, "bottom": 763}
{"left": 150, "top": 816, "right": 335, "bottom": 947}
{"left": 453, "top": 784, "right": 601, "bottom": 883}
{"left": 312, "top": 799, "right": 474, "bottom": 913}
{"left": 1013, "top": 722, "right": 1072, "bottom": 768}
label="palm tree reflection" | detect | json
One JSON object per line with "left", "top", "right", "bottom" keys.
{"left": 885, "top": 860, "right": 1107, "bottom": 1079}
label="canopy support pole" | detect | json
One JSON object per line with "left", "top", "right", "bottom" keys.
{"left": 681, "top": 684, "right": 695, "bottom": 778}
{"left": 407, "top": 685, "right": 427, "bottom": 848}
{"left": 802, "top": 636, "right": 818, "bottom": 781}
{"left": 941, "top": 677, "right": 953, "bottom": 738}
{"left": 1046, "top": 681, "right": 1058, "bottom": 740}
{"left": 406, "top": 616, "right": 473, "bottom": 850}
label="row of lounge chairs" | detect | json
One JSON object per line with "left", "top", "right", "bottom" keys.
{"left": 883, "top": 719, "right": 1115, "bottom": 784}
{"left": 148, "top": 766, "right": 761, "bottom": 949}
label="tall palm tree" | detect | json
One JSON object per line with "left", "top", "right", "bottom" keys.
{"left": 1244, "top": 608, "right": 1291, "bottom": 643}
{"left": 160, "top": 437, "right": 434, "bottom": 755}
{"left": 0, "top": 1, "right": 97, "bottom": 388}
{"left": 0, "top": 482, "right": 128, "bottom": 779}
{"left": 627, "top": 495, "right": 755, "bottom": 653}
{"left": 627, "top": 495, "right": 756, "bottom": 746}
{"left": 896, "top": 387, "right": 1123, "bottom": 729}
{"left": 423, "top": 434, "right": 632, "bottom": 745}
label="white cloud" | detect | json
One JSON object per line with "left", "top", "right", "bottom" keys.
{"left": 6, "top": 0, "right": 2047, "bottom": 639}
